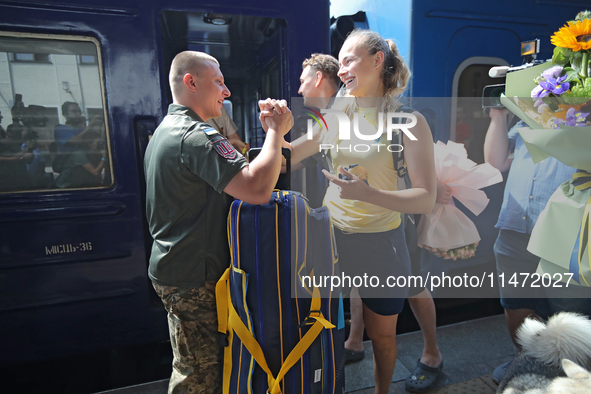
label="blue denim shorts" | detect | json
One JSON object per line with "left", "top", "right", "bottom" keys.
{"left": 334, "top": 226, "right": 411, "bottom": 316}
{"left": 495, "top": 229, "right": 591, "bottom": 318}
{"left": 494, "top": 229, "right": 549, "bottom": 315}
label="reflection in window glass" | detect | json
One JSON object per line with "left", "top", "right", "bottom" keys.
{"left": 14, "top": 53, "right": 34, "bottom": 61}
{"left": 78, "top": 55, "right": 97, "bottom": 64}
{"left": 9, "top": 53, "right": 52, "bottom": 63}
{"left": 0, "top": 34, "right": 111, "bottom": 193}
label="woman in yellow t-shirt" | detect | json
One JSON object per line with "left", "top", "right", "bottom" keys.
{"left": 262, "top": 30, "right": 436, "bottom": 393}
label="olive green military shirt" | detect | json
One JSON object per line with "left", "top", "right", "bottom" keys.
{"left": 144, "top": 104, "right": 247, "bottom": 288}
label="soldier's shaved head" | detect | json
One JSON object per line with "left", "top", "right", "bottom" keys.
{"left": 170, "top": 51, "right": 219, "bottom": 99}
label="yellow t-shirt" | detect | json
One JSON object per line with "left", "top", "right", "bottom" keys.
{"left": 323, "top": 108, "right": 401, "bottom": 233}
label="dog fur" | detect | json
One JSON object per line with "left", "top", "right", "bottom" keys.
{"left": 498, "top": 312, "right": 591, "bottom": 393}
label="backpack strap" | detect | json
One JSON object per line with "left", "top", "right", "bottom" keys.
{"left": 390, "top": 106, "right": 418, "bottom": 242}
{"left": 391, "top": 106, "right": 415, "bottom": 181}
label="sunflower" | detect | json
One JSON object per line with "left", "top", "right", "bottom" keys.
{"left": 551, "top": 18, "right": 591, "bottom": 52}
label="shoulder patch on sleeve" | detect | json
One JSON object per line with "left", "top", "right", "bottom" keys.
{"left": 210, "top": 134, "right": 238, "bottom": 160}
{"left": 203, "top": 127, "right": 219, "bottom": 136}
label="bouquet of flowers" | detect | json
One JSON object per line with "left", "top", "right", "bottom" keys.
{"left": 503, "top": 10, "right": 591, "bottom": 130}
{"left": 417, "top": 141, "right": 503, "bottom": 261}
{"left": 539, "top": 10, "right": 591, "bottom": 104}
{"left": 499, "top": 10, "right": 591, "bottom": 286}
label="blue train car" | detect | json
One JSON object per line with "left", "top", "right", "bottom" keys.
{"left": 330, "top": 0, "right": 587, "bottom": 287}
{"left": 1, "top": 0, "right": 587, "bottom": 390}
{"left": 0, "top": 0, "right": 330, "bottom": 371}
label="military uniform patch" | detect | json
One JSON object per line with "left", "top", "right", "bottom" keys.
{"left": 203, "top": 127, "right": 219, "bottom": 136}
{"left": 211, "top": 135, "right": 237, "bottom": 159}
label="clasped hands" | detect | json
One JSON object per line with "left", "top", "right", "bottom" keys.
{"left": 258, "top": 98, "right": 294, "bottom": 137}
{"left": 257, "top": 99, "right": 372, "bottom": 201}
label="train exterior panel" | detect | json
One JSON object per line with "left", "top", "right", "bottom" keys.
{"left": 0, "top": 0, "right": 330, "bottom": 366}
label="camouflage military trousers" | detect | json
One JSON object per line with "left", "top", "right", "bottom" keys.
{"left": 153, "top": 281, "right": 222, "bottom": 394}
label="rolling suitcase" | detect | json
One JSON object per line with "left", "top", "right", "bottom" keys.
{"left": 216, "top": 190, "right": 345, "bottom": 394}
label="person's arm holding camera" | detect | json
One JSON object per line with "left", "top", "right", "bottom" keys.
{"left": 484, "top": 108, "right": 512, "bottom": 172}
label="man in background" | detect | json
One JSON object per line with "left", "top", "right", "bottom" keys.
{"left": 208, "top": 105, "right": 249, "bottom": 154}
{"left": 294, "top": 53, "right": 340, "bottom": 208}
{"left": 54, "top": 101, "right": 87, "bottom": 153}
{"left": 484, "top": 108, "right": 577, "bottom": 384}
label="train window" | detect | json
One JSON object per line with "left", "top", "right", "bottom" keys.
{"left": 451, "top": 57, "right": 509, "bottom": 164}
{"left": 0, "top": 33, "right": 111, "bottom": 193}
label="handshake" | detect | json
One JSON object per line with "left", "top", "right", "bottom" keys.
{"left": 258, "top": 98, "right": 294, "bottom": 137}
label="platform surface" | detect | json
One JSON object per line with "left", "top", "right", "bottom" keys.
{"left": 96, "top": 314, "right": 513, "bottom": 393}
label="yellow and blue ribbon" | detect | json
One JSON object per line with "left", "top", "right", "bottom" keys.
{"left": 569, "top": 170, "right": 591, "bottom": 286}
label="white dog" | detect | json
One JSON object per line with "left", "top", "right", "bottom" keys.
{"left": 498, "top": 312, "right": 591, "bottom": 394}
{"left": 545, "top": 358, "right": 591, "bottom": 393}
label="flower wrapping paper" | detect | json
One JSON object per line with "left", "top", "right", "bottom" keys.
{"left": 500, "top": 94, "right": 591, "bottom": 286}
{"left": 501, "top": 92, "right": 591, "bottom": 171}
{"left": 417, "top": 141, "right": 503, "bottom": 250}
{"left": 529, "top": 181, "right": 591, "bottom": 285}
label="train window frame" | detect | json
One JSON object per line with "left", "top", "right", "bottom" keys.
{"left": 0, "top": 31, "right": 113, "bottom": 193}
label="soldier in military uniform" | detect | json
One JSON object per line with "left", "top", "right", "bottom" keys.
{"left": 144, "top": 51, "right": 292, "bottom": 393}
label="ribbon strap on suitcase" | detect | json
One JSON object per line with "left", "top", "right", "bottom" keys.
{"left": 216, "top": 268, "right": 334, "bottom": 394}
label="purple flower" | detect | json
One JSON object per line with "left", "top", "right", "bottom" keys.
{"left": 575, "top": 110, "right": 590, "bottom": 123}
{"left": 532, "top": 67, "right": 570, "bottom": 99}
{"left": 539, "top": 74, "right": 570, "bottom": 96}
{"left": 531, "top": 85, "right": 548, "bottom": 99}
{"left": 541, "top": 65, "right": 564, "bottom": 80}
{"left": 554, "top": 108, "right": 590, "bottom": 127}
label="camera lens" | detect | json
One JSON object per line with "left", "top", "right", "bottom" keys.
{"left": 482, "top": 84, "right": 506, "bottom": 109}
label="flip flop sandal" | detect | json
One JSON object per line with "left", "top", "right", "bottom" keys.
{"left": 344, "top": 348, "right": 365, "bottom": 363}
{"left": 405, "top": 359, "right": 443, "bottom": 393}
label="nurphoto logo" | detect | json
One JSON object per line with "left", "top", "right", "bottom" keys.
{"left": 305, "top": 108, "right": 418, "bottom": 153}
